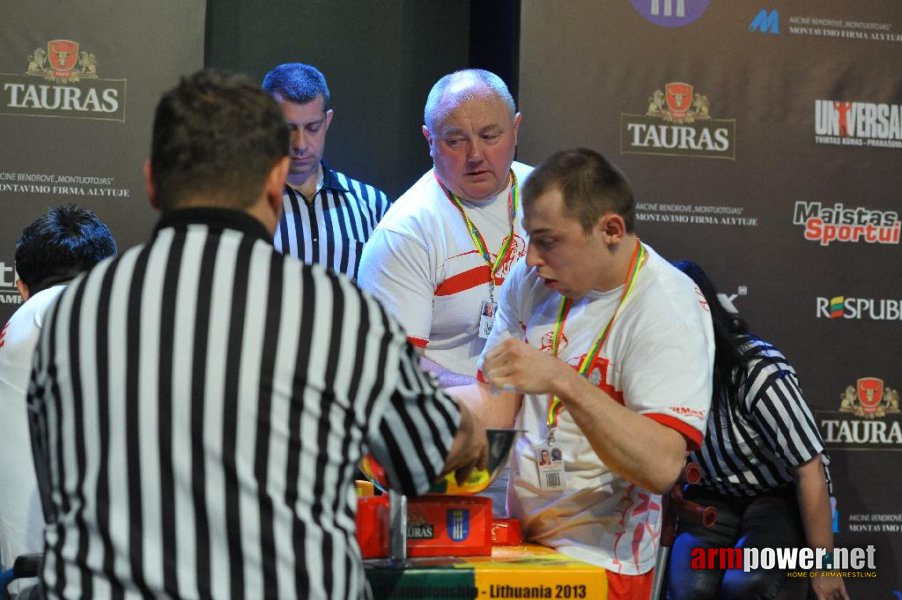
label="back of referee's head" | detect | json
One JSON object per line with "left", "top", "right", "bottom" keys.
{"left": 145, "top": 69, "right": 290, "bottom": 228}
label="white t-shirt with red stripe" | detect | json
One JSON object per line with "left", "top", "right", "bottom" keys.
{"left": 358, "top": 161, "right": 532, "bottom": 376}
{"left": 477, "top": 244, "right": 714, "bottom": 574}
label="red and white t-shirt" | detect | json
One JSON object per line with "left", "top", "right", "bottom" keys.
{"left": 478, "top": 245, "right": 714, "bottom": 574}
{"left": 358, "top": 161, "right": 532, "bottom": 376}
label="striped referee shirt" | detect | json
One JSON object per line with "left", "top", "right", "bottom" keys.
{"left": 691, "top": 335, "right": 830, "bottom": 497}
{"left": 28, "top": 207, "right": 460, "bottom": 599}
{"left": 274, "top": 163, "right": 391, "bottom": 279}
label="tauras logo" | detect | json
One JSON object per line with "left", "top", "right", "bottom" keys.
{"left": 792, "top": 201, "right": 899, "bottom": 245}
{"left": 621, "top": 82, "right": 735, "bottom": 159}
{"left": 814, "top": 99, "right": 902, "bottom": 149}
{"left": 1, "top": 39, "right": 126, "bottom": 122}
{"left": 819, "top": 378, "right": 902, "bottom": 449}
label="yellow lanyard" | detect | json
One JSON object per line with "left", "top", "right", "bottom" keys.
{"left": 436, "top": 171, "right": 519, "bottom": 299}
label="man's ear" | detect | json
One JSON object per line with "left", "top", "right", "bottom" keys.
{"left": 597, "top": 213, "right": 626, "bottom": 243}
{"left": 266, "top": 156, "right": 290, "bottom": 216}
{"left": 143, "top": 160, "right": 160, "bottom": 210}
{"left": 323, "top": 108, "right": 334, "bottom": 134}
{"left": 15, "top": 279, "right": 29, "bottom": 301}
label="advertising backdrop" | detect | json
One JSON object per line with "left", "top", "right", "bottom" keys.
{"left": 0, "top": 1, "right": 205, "bottom": 324}
{"left": 518, "top": 1, "right": 902, "bottom": 595}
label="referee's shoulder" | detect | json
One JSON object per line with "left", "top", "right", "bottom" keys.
{"left": 331, "top": 167, "right": 391, "bottom": 204}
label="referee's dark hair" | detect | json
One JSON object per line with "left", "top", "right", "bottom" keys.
{"left": 149, "top": 69, "right": 289, "bottom": 212}
{"left": 673, "top": 260, "right": 750, "bottom": 403}
{"left": 15, "top": 204, "right": 116, "bottom": 296}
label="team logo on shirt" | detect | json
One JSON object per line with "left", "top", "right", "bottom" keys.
{"left": 494, "top": 234, "right": 527, "bottom": 280}
{"left": 1, "top": 40, "right": 126, "bottom": 121}
{"left": 539, "top": 330, "right": 567, "bottom": 353}
{"left": 621, "top": 82, "right": 736, "bottom": 159}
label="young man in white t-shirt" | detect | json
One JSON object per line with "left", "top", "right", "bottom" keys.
{"left": 451, "top": 148, "right": 715, "bottom": 600}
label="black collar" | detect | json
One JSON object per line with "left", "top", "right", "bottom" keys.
{"left": 154, "top": 207, "right": 272, "bottom": 244}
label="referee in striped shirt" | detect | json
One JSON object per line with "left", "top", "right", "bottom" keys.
{"left": 263, "top": 63, "right": 392, "bottom": 280}
{"left": 27, "top": 69, "right": 487, "bottom": 600}
{"left": 666, "top": 261, "right": 847, "bottom": 600}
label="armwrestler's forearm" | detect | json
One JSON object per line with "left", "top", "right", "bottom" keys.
{"left": 553, "top": 367, "right": 687, "bottom": 494}
{"left": 419, "top": 355, "right": 475, "bottom": 388}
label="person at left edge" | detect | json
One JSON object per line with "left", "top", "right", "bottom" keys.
{"left": 0, "top": 204, "right": 116, "bottom": 595}
{"left": 263, "top": 62, "right": 392, "bottom": 279}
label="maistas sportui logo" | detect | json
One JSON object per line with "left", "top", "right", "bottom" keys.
{"left": 621, "top": 82, "right": 736, "bottom": 159}
{"left": 1, "top": 39, "right": 127, "bottom": 121}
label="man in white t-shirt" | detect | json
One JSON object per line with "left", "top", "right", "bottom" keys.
{"left": 358, "top": 69, "right": 531, "bottom": 386}
{"left": 0, "top": 205, "right": 116, "bottom": 581}
{"left": 457, "top": 148, "right": 714, "bottom": 600}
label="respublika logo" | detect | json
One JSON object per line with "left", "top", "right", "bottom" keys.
{"left": 792, "top": 201, "right": 900, "bottom": 245}
{"left": 1, "top": 39, "right": 127, "bottom": 122}
{"left": 749, "top": 9, "right": 779, "bottom": 34}
{"left": 621, "top": 82, "right": 736, "bottom": 159}
{"left": 0, "top": 261, "right": 23, "bottom": 306}
{"left": 816, "top": 296, "right": 902, "bottom": 321}
{"left": 691, "top": 545, "right": 877, "bottom": 578}
{"left": 630, "top": 0, "right": 711, "bottom": 28}
{"left": 814, "top": 99, "right": 902, "bottom": 149}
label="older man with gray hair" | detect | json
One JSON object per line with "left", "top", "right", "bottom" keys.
{"left": 359, "top": 68, "right": 530, "bottom": 388}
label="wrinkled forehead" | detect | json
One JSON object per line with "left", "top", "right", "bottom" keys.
{"left": 432, "top": 84, "right": 514, "bottom": 131}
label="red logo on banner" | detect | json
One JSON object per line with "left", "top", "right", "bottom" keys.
{"left": 48, "top": 40, "right": 79, "bottom": 76}
{"left": 25, "top": 40, "right": 99, "bottom": 84}
{"left": 857, "top": 377, "right": 884, "bottom": 414}
{"left": 665, "top": 82, "right": 694, "bottom": 118}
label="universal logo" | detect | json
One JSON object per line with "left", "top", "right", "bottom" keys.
{"left": 1, "top": 39, "right": 127, "bottom": 122}
{"left": 814, "top": 99, "right": 902, "bottom": 149}
{"left": 819, "top": 378, "right": 902, "bottom": 449}
{"left": 621, "top": 82, "right": 736, "bottom": 159}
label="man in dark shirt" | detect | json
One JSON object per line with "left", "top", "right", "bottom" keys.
{"left": 28, "top": 68, "right": 486, "bottom": 600}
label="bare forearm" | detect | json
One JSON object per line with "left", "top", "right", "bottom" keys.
{"left": 795, "top": 455, "right": 834, "bottom": 550}
{"left": 446, "top": 382, "right": 520, "bottom": 429}
{"left": 419, "top": 355, "right": 475, "bottom": 388}
{"left": 553, "top": 369, "right": 686, "bottom": 494}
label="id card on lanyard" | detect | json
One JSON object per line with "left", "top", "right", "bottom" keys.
{"left": 539, "top": 239, "right": 646, "bottom": 492}
{"left": 437, "top": 171, "right": 519, "bottom": 339}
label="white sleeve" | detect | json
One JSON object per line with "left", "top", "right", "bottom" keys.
{"left": 357, "top": 227, "right": 435, "bottom": 344}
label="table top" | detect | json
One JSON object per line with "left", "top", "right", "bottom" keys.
{"left": 365, "top": 544, "right": 608, "bottom": 599}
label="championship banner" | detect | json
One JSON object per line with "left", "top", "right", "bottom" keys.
{"left": 518, "top": 0, "right": 902, "bottom": 596}
{"left": 0, "top": 1, "right": 205, "bottom": 324}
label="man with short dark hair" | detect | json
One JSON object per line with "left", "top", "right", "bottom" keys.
{"left": 458, "top": 148, "right": 715, "bottom": 600}
{"left": 262, "top": 62, "right": 391, "bottom": 279}
{"left": 28, "top": 69, "right": 486, "bottom": 599}
{"left": 0, "top": 204, "right": 115, "bottom": 586}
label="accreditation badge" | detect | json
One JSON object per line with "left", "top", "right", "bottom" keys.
{"left": 478, "top": 300, "right": 497, "bottom": 339}
{"left": 535, "top": 442, "right": 565, "bottom": 491}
